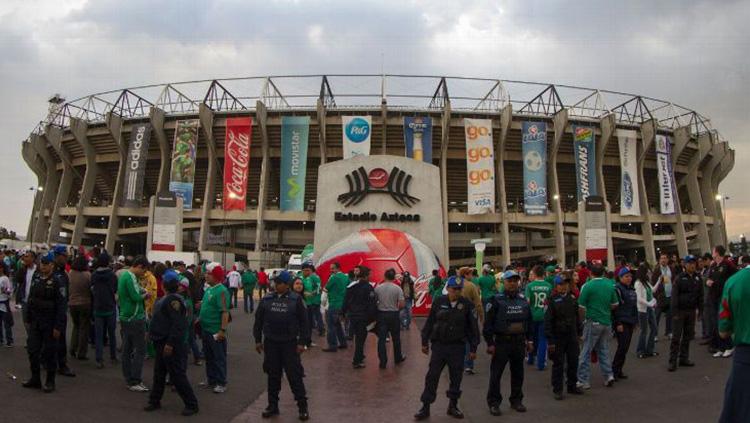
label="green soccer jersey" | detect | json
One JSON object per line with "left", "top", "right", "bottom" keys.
{"left": 241, "top": 271, "right": 257, "bottom": 291}
{"left": 303, "top": 274, "right": 322, "bottom": 306}
{"left": 719, "top": 267, "right": 750, "bottom": 346}
{"left": 199, "top": 283, "right": 230, "bottom": 335}
{"left": 325, "top": 271, "right": 348, "bottom": 310}
{"left": 578, "top": 277, "right": 619, "bottom": 326}
{"left": 476, "top": 275, "right": 499, "bottom": 301}
{"left": 525, "top": 279, "right": 553, "bottom": 321}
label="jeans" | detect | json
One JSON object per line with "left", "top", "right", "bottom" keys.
{"left": 201, "top": 330, "right": 227, "bottom": 386}
{"left": 121, "top": 319, "right": 146, "bottom": 385}
{"left": 709, "top": 300, "right": 733, "bottom": 351}
{"left": 307, "top": 304, "right": 324, "bottom": 336}
{"left": 325, "top": 308, "right": 347, "bottom": 350}
{"left": 229, "top": 287, "right": 238, "bottom": 309}
{"left": 188, "top": 329, "right": 203, "bottom": 361}
{"left": 464, "top": 342, "right": 475, "bottom": 370}
{"left": 0, "top": 305, "right": 13, "bottom": 345}
{"left": 69, "top": 305, "right": 91, "bottom": 358}
{"left": 94, "top": 314, "right": 117, "bottom": 362}
{"left": 720, "top": 345, "right": 750, "bottom": 423}
{"left": 377, "top": 311, "right": 402, "bottom": 366}
{"left": 656, "top": 304, "right": 672, "bottom": 336}
{"left": 612, "top": 323, "right": 634, "bottom": 376}
{"left": 400, "top": 299, "right": 413, "bottom": 329}
{"left": 243, "top": 289, "right": 254, "bottom": 313}
{"left": 637, "top": 309, "right": 657, "bottom": 355}
{"left": 577, "top": 320, "right": 614, "bottom": 384}
{"left": 528, "top": 321, "right": 548, "bottom": 370}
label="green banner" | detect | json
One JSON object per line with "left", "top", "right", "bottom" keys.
{"left": 281, "top": 116, "right": 310, "bottom": 211}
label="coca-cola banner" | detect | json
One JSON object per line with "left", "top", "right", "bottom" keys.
{"left": 280, "top": 116, "right": 310, "bottom": 212}
{"left": 223, "top": 117, "right": 252, "bottom": 211}
{"left": 169, "top": 120, "right": 199, "bottom": 211}
{"left": 122, "top": 123, "right": 151, "bottom": 208}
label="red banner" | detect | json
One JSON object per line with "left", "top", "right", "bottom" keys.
{"left": 223, "top": 117, "right": 252, "bottom": 211}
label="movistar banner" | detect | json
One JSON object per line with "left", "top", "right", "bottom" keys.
{"left": 655, "top": 135, "right": 677, "bottom": 215}
{"left": 522, "top": 121, "right": 548, "bottom": 216}
{"left": 404, "top": 117, "right": 432, "bottom": 163}
{"left": 281, "top": 116, "right": 310, "bottom": 212}
{"left": 572, "top": 126, "right": 597, "bottom": 202}
{"left": 617, "top": 129, "right": 640, "bottom": 216}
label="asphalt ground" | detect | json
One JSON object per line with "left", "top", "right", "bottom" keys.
{"left": 1, "top": 304, "right": 731, "bottom": 423}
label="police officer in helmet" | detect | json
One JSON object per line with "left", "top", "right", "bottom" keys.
{"left": 22, "top": 252, "right": 66, "bottom": 393}
{"left": 144, "top": 270, "right": 199, "bottom": 416}
{"left": 254, "top": 270, "right": 310, "bottom": 421}
{"left": 484, "top": 270, "right": 533, "bottom": 416}
{"left": 415, "top": 276, "right": 480, "bottom": 420}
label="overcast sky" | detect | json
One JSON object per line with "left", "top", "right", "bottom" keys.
{"left": 1, "top": 0, "right": 748, "bottom": 239}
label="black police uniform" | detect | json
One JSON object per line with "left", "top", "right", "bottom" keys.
{"left": 544, "top": 292, "right": 581, "bottom": 394}
{"left": 484, "top": 291, "right": 533, "bottom": 408}
{"left": 53, "top": 265, "right": 72, "bottom": 375}
{"left": 342, "top": 280, "right": 377, "bottom": 366}
{"left": 23, "top": 270, "right": 66, "bottom": 390}
{"left": 670, "top": 270, "right": 703, "bottom": 366}
{"left": 253, "top": 291, "right": 310, "bottom": 414}
{"left": 148, "top": 293, "right": 198, "bottom": 412}
{"left": 613, "top": 281, "right": 638, "bottom": 378}
{"left": 419, "top": 295, "right": 480, "bottom": 406}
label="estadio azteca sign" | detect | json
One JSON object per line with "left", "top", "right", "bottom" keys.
{"left": 336, "top": 166, "right": 420, "bottom": 222}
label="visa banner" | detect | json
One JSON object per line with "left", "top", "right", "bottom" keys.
{"left": 168, "top": 120, "right": 199, "bottom": 211}
{"left": 223, "top": 117, "right": 252, "bottom": 211}
{"left": 342, "top": 116, "right": 371, "bottom": 159}
{"left": 404, "top": 117, "right": 432, "bottom": 163}
{"left": 464, "top": 118, "right": 495, "bottom": 215}
{"left": 522, "top": 121, "right": 548, "bottom": 216}
{"left": 617, "top": 129, "right": 640, "bottom": 216}
{"left": 281, "top": 116, "right": 310, "bottom": 212}
{"left": 572, "top": 126, "right": 597, "bottom": 202}
{"left": 655, "top": 135, "right": 677, "bottom": 215}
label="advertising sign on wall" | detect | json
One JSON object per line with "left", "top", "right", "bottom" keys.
{"left": 617, "top": 129, "right": 640, "bottom": 216}
{"left": 464, "top": 118, "right": 495, "bottom": 215}
{"left": 522, "top": 121, "right": 548, "bottom": 215}
{"left": 404, "top": 116, "right": 433, "bottom": 163}
{"left": 655, "top": 135, "right": 677, "bottom": 215}
{"left": 572, "top": 126, "right": 597, "bottom": 202}
{"left": 168, "top": 120, "right": 199, "bottom": 211}
{"left": 342, "top": 116, "right": 371, "bottom": 159}
{"left": 223, "top": 117, "right": 252, "bottom": 211}
{"left": 122, "top": 123, "right": 152, "bottom": 208}
{"left": 584, "top": 195, "right": 608, "bottom": 261}
{"left": 152, "top": 191, "right": 177, "bottom": 251}
{"left": 281, "top": 116, "right": 310, "bottom": 212}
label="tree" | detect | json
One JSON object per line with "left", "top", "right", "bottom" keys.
{"left": 0, "top": 227, "right": 18, "bottom": 240}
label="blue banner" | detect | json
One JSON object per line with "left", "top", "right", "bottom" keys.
{"left": 573, "top": 126, "right": 597, "bottom": 202}
{"left": 280, "top": 116, "right": 310, "bottom": 212}
{"left": 404, "top": 117, "right": 433, "bottom": 163}
{"left": 522, "top": 121, "right": 547, "bottom": 216}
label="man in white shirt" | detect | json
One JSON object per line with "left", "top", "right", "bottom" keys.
{"left": 226, "top": 269, "right": 241, "bottom": 309}
{"left": 0, "top": 263, "right": 13, "bottom": 346}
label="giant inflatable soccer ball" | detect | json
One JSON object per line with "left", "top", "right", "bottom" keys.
{"left": 316, "top": 228, "right": 445, "bottom": 316}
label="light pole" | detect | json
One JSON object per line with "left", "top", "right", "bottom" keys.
{"left": 28, "top": 186, "right": 43, "bottom": 246}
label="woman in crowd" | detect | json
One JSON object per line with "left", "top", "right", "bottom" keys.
{"left": 68, "top": 255, "right": 92, "bottom": 360}
{"left": 635, "top": 264, "right": 658, "bottom": 358}
{"left": 91, "top": 253, "right": 118, "bottom": 369}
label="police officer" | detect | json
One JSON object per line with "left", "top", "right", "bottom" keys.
{"left": 52, "top": 245, "right": 75, "bottom": 378}
{"left": 484, "top": 270, "right": 533, "bottom": 416}
{"left": 253, "top": 270, "right": 310, "bottom": 421}
{"left": 544, "top": 274, "right": 583, "bottom": 400}
{"left": 22, "top": 252, "right": 66, "bottom": 393}
{"left": 415, "top": 276, "right": 479, "bottom": 420}
{"left": 669, "top": 255, "right": 703, "bottom": 372}
{"left": 144, "top": 270, "right": 199, "bottom": 416}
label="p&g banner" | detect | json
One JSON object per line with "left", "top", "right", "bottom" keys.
{"left": 342, "top": 116, "right": 371, "bottom": 159}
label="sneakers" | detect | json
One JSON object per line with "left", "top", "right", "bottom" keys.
{"left": 510, "top": 402, "right": 527, "bottom": 413}
{"left": 262, "top": 404, "right": 280, "bottom": 419}
{"left": 464, "top": 368, "right": 476, "bottom": 375}
{"left": 489, "top": 405, "right": 502, "bottom": 416}
{"left": 128, "top": 383, "right": 150, "bottom": 392}
{"left": 604, "top": 376, "right": 615, "bottom": 387}
{"left": 722, "top": 348, "right": 735, "bottom": 358}
{"left": 414, "top": 404, "right": 430, "bottom": 420}
{"left": 713, "top": 351, "right": 725, "bottom": 358}
{"left": 576, "top": 381, "right": 591, "bottom": 390}
{"left": 212, "top": 384, "right": 227, "bottom": 394}
{"left": 353, "top": 362, "right": 366, "bottom": 369}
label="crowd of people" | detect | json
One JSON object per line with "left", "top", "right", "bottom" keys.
{"left": 0, "top": 243, "right": 747, "bottom": 422}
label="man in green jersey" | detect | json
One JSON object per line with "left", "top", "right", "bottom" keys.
{"left": 241, "top": 268, "right": 258, "bottom": 313}
{"left": 302, "top": 264, "right": 324, "bottom": 338}
{"left": 719, "top": 265, "right": 750, "bottom": 422}
{"left": 322, "top": 262, "right": 348, "bottom": 352}
{"left": 118, "top": 255, "right": 151, "bottom": 392}
{"left": 476, "top": 265, "right": 499, "bottom": 306}
{"left": 525, "top": 265, "right": 552, "bottom": 370}
{"left": 198, "top": 263, "right": 230, "bottom": 394}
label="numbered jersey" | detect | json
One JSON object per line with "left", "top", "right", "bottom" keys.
{"left": 524, "top": 280, "right": 552, "bottom": 322}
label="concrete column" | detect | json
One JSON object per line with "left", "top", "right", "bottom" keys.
{"left": 679, "top": 133, "right": 712, "bottom": 253}
{"left": 198, "top": 104, "right": 217, "bottom": 251}
{"left": 30, "top": 134, "right": 59, "bottom": 243}
{"left": 670, "top": 127, "right": 690, "bottom": 256}
{"left": 496, "top": 105, "right": 512, "bottom": 267}
{"left": 711, "top": 144, "right": 733, "bottom": 246}
{"left": 104, "top": 112, "right": 127, "bottom": 252}
{"left": 597, "top": 114, "right": 616, "bottom": 267}
{"left": 550, "top": 110, "right": 568, "bottom": 263}
{"left": 316, "top": 99, "right": 327, "bottom": 164}
{"left": 255, "top": 101, "right": 270, "bottom": 252}
{"left": 21, "top": 141, "right": 46, "bottom": 242}
{"left": 439, "top": 101, "right": 452, "bottom": 265}
{"left": 150, "top": 107, "right": 171, "bottom": 193}
{"left": 700, "top": 141, "right": 727, "bottom": 248}
{"left": 638, "top": 119, "right": 657, "bottom": 265}
{"left": 44, "top": 127, "right": 74, "bottom": 244}
{"left": 70, "top": 117, "right": 98, "bottom": 246}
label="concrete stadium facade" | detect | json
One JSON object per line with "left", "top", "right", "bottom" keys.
{"left": 20, "top": 75, "right": 734, "bottom": 267}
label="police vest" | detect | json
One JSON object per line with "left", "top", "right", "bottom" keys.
{"left": 150, "top": 293, "right": 186, "bottom": 343}
{"left": 675, "top": 273, "right": 702, "bottom": 311}
{"left": 261, "top": 292, "right": 303, "bottom": 343}
{"left": 28, "top": 273, "right": 59, "bottom": 317}
{"left": 430, "top": 296, "right": 471, "bottom": 344}
{"left": 490, "top": 293, "right": 530, "bottom": 336}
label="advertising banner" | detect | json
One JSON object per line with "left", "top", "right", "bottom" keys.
{"left": 223, "top": 117, "right": 252, "bottom": 211}
{"left": 281, "top": 116, "right": 310, "bottom": 212}
{"left": 404, "top": 117, "right": 433, "bottom": 163}
{"left": 342, "top": 116, "right": 371, "bottom": 159}
{"left": 584, "top": 196, "right": 608, "bottom": 261}
{"left": 655, "top": 135, "right": 677, "bottom": 215}
{"left": 617, "top": 129, "right": 640, "bottom": 216}
{"left": 522, "top": 121, "right": 548, "bottom": 215}
{"left": 122, "top": 123, "right": 152, "bottom": 208}
{"left": 152, "top": 191, "right": 177, "bottom": 251}
{"left": 168, "top": 120, "right": 199, "bottom": 211}
{"left": 572, "top": 126, "right": 597, "bottom": 202}
{"left": 464, "top": 118, "right": 495, "bottom": 215}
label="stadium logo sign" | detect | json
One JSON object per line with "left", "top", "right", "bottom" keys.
{"left": 337, "top": 166, "right": 420, "bottom": 208}
{"left": 345, "top": 117, "right": 371, "bottom": 143}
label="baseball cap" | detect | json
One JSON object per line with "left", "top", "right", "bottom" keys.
{"left": 52, "top": 245, "right": 68, "bottom": 256}
{"left": 40, "top": 251, "right": 55, "bottom": 264}
{"left": 545, "top": 265, "right": 557, "bottom": 273}
{"left": 503, "top": 270, "right": 520, "bottom": 280}
{"left": 618, "top": 267, "right": 632, "bottom": 278}
{"left": 275, "top": 270, "right": 292, "bottom": 285}
{"left": 684, "top": 255, "right": 697, "bottom": 263}
{"left": 482, "top": 264, "right": 492, "bottom": 272}
{"left": 206, "top": 262, "right": 225, "bottom": 281}
{"left": 163, "top": 269, "right": 181, "bottom": 283}
{"left": 554, "top": 275, "right": 570, "bottom": 285}
{"left": 445, "top": 276, "right": 464, "bottom": 289}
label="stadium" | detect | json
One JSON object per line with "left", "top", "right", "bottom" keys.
{"left": 20, "top": 74, "right": 734, "bottom": 269}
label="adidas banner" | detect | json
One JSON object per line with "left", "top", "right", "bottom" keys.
{"left": 122, "top": 123, "right": 151, "bottom": 208}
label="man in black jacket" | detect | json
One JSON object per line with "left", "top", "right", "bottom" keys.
{"left": 613, "top": 268, "right": 638, "bottom": 380}
{"left": 707, "top": 246, "right": 737, "bottom": 356}
{"left": 342, "top": 265, "right": 376, "bottom": 369}
{"left": 669, "top": 255, "right": 704, "bottom": 371}
{"left": 545, "top": 274, "right": 583, "bottom": 400}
